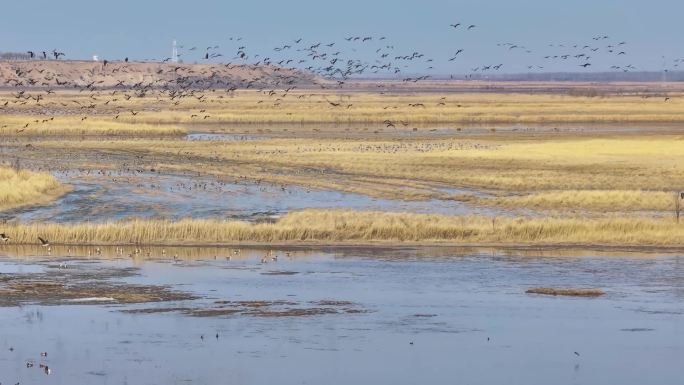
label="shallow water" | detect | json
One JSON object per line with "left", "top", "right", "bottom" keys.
{"left": 0, "top": 172, "right": 503, "bottom": 224}
{"left": 0, "top": 247, "right": 682, "bottom": 385}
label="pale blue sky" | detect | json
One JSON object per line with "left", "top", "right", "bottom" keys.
{"left": 2, "top": 0, "right": 682, "bottom": 75}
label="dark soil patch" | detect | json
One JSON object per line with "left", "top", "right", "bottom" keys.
{"left": 0, "top": 266, "right": 196, "bottom": 306}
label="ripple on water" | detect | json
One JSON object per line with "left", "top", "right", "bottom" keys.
{"left": 0, "top": 248, "right": 682, "bottom": 385}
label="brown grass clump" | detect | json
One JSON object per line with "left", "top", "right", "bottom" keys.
{"left": 525, "top": 288, "right": 605, "bottom": 297}
{"left": 0, "top": 166, "right": 69, "bottom": 211}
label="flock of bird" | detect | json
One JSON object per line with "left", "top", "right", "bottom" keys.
{"left": 0, "top": 22, "right": 667, "bottom": 385}
{"left": 1, "top": 21, "right": 681, "bottom": 135}
{"left": 2, "top": 349, "right": 52, "bottom": 383}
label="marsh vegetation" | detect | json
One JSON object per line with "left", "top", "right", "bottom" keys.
{"left": 0, "top": 166, "right": 69, "bottom": 211}
{"left": 2, "top": 87, "right": 684, "bottom": 247}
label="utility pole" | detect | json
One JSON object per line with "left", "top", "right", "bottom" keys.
{"left": 172, "top": 40, "right": 179, "bottom": 64}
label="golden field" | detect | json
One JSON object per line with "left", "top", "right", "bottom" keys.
{"left": 1, "top": 89, "right": 684, "bottom": 136}
{"left": 2, "top": 85, "right": 684, "bottom": 248}
{"left": 1, "top": 209, "right": 684, "bottom": 246}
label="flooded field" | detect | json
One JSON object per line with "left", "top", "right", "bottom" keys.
{"left": 4, "top": 122, "right": 684, "bottom": 224}
{"left": 1, "top": 247, "right": 682, "bottom": 385}
{"left": 0, "top": 171, "right": 501, "bottom": 224}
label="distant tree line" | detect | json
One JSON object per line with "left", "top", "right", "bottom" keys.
{"left": 0, "top": 52, "right": 33, "bottom": 61}
{"left": 0, "top": 51, "right": 65, "bottom": 61}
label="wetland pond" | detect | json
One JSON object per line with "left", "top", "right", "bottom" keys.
{"left": 0, "top": 246, "right": 682, "bottom": 385}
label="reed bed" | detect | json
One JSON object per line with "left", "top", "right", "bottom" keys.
{"left": 2, "top": 210, "right": 684, "bottom": 246}
{"left": 3, "top": 91, "right": 684, "bottom": 127}
{"left": 0, "top": 166, "right": 68, "bottom": 211}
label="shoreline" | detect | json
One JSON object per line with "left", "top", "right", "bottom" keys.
{"left": 3, "top": 241, "right": 684, "bottom": 252}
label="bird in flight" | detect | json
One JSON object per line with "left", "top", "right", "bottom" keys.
{"left": 448, "top": 50, "right": 464, "bottom": 61}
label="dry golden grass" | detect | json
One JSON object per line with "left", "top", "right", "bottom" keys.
{"left": 2, "top": 209, "right": 684, "bottom": 246}
{"left": 486, "top": 190, "right": 674, "bottom": 211}
{"left": 0, "top": 166, "right": 69, "bottom": 211}
{"left": 0, "top": 115, "right": 185, "bottom": 136}
{"left": 2, "top": 90, "right": 684, "bottom": 127}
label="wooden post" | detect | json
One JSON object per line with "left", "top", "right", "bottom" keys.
{"left": 674, "top": 192, "right": 682, "bottom": 224}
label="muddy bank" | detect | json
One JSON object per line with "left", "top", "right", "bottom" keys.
{"left": 0, "top": 258, "right": 366, "bottom": 319}
{"left": 0, "top": 263, "right": 195, "bottom": 307}
{"left": 525, "top": 287, "right": 605, "bottom": 297}
{"left": 124, "top": 299, "right": 366, "bottom": 318}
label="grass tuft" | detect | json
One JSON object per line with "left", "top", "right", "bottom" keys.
{"left": 0, "top": 166, "right": 69, "bottom": 211}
